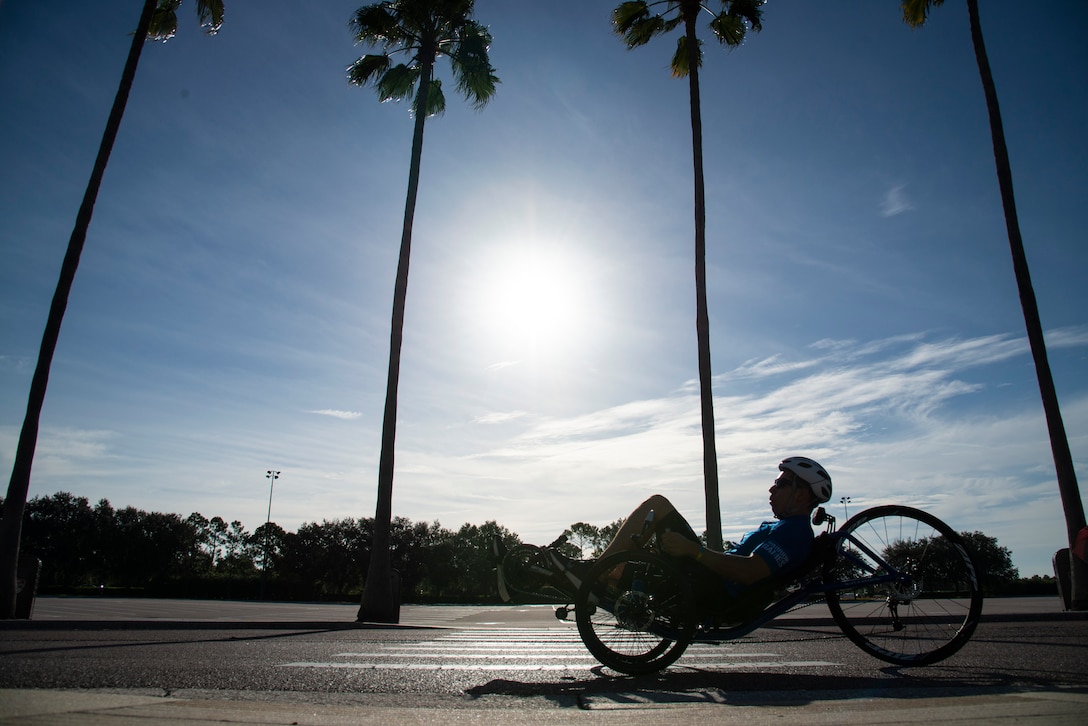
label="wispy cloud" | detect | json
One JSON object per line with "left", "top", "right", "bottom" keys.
{"left": 474, "top": 411, "right": 527, "bottom": 425}
{"left": 31, "top": 427, "right": 120, "bottom": 473}
{"left": 1046, "top": 324, "right": 1088, "bottom": 348}
{"left": 307, "top": 409, "right": 362, "bottom": 420}
{"left": 880, "top": 184, "right": 914, "bottom": 217}
{"left": 0, "top": 354, "right": 33, "bottom": 373}
{"left": 725, "top": 354, "right": 821, "bottom": 380}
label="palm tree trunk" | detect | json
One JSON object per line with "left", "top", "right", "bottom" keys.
{"left": 358, "top": 60, "right": 434, "bottom": 624}
{"left": 684, "top": 16, "right": 723, "bottom": 552}
{"left": 965, "top": 0, "right": 1086, "bottom": 606}
{"left": 0, "top": 0, "right": 158, "bottom": 619}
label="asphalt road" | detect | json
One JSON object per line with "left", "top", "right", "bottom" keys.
{"left": 1, "top": 597, "right": 1086, "bottom": 723}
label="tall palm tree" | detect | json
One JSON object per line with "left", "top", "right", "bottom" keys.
{"left": 0, "top": 0, "right": 225, "bottom": 619}
{"left": 901, "top": 0, "right": 1085, "bottom": 608}
{"left": 347, "top": 0, "right": 497, "bottom": 623}
{"left": 612, "top": 0, "right": 763, "bottom": 552}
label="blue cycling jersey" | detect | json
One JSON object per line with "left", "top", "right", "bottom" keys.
{"left": 729, "top": 515, "right": 814, "bottom": 576}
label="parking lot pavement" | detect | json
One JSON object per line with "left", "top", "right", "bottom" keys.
{"left": 2, "top": 597, "right": 1085, "bottom": 725}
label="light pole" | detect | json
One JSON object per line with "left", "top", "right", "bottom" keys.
{"left": 840, "top": 496, "right": 852, "bottom": 521}
{"left": 261, "top": 470, "right": 280, "bottom": 600}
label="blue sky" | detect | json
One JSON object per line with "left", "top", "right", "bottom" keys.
{"left": 1, "top": 0, "right": 1085, "bottom": 577}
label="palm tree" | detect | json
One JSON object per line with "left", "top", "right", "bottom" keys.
{"left": 347, "top": 0, "right": 497, "bottom": 623}
{"left": 0, "top": 0, "right": 225, "bottom": 619}
{"left": 612, "top": 0, "right": 763, "bottom": 552}
{"left": 901, "top": 0, "right": 1085, "bottom": 608}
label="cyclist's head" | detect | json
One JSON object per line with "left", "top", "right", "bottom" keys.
{"left": 778, "top": 456, "right": 832, "bottom": 505}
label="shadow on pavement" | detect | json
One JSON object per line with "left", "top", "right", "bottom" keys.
{"left": 465, "top": 666, "right": 1088, "bottom": 709}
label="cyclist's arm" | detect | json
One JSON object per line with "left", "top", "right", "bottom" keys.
{"left": 660, "top": 531, "right": 771, "bottom": 584}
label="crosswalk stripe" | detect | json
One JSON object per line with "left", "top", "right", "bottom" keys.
{"left": 278, "top": 628, "right": 841, "bottom": 671}
{"left": 352, "top": 648, "right": 583, "bottom": 653}
{"left": 280, "top": 660, "right": 839, "bottom": 671}
{"left": 334, "top": 653, "right": 598, "bottom": 660}
{"left": 281, "top": 662, "right": 578, "bottom": 671}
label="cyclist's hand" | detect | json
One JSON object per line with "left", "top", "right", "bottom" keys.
{"left": 660, "top": 531, "right": 698, "bottom": 559}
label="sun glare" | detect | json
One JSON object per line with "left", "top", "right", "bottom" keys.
{"left": 469, "top": 242, "right": 589, "bottom": 361}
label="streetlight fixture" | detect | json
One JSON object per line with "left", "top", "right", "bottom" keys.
{"left": 840, "top": 495, "right": 852, "bottom": 521}
{"left": 261, "top": 470, "right": 280, "bottom": 599}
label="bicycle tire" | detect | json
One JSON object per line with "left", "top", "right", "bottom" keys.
{"left": 575, "top": 550, "right": 695, "bottom": 675}
{"left": 501, "top": 545, "right": 554, "bottom": 595}
{"left": 825, "top": 505, "right": 983, "bottom": 666}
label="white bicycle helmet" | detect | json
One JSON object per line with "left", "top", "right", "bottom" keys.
{"left": 779, "top": 456, "right": 832, "bottom": 503}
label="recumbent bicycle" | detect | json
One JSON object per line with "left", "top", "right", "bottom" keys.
{"left": 494, "top": 504, "right": 983, "bottom": 675}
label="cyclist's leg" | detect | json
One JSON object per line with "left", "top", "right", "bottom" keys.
{"left": 657, "top": 509, "right": 701, "bottom": 543}
{"left": 598, "top": 494, "right": 696, "bottom": 560}
{"left": 532, "top": 495, "right": 700, "bottom": 597}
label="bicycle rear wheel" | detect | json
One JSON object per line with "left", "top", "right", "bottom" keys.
{"left": 826, "top": 505, "right": 983, "bottom": 666}
{"left": 575, "top": 550, "right": 695, "bottom": 675}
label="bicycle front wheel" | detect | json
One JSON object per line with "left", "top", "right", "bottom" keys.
{"left": 500, "top": 544, "right": 555, "bottom": 596}
{"left": 575, "top": 550, "right": 695, "bottom": 675}
{"left": 826, "top": 505, "right": 983, "bottom": 666}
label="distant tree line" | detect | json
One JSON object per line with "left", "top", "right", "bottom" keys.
{"left": 6, "top": 492, "right": 522, "bottom": 602}
{"left": 1, "top": 492, "right": 1055, "bottom": 602}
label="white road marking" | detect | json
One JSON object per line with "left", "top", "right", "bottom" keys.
{"left": 281, "top": 662, "right": 578, "bottom": 671}
{"left": 278, "top": 629, "right": 840, "bottom": 672}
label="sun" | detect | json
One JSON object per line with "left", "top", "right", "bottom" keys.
{"left": 467, "top": 242, "right": 589, "bottom": 361}
{"left": 486, "top": 250, "right": 578, "bottom": 341}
